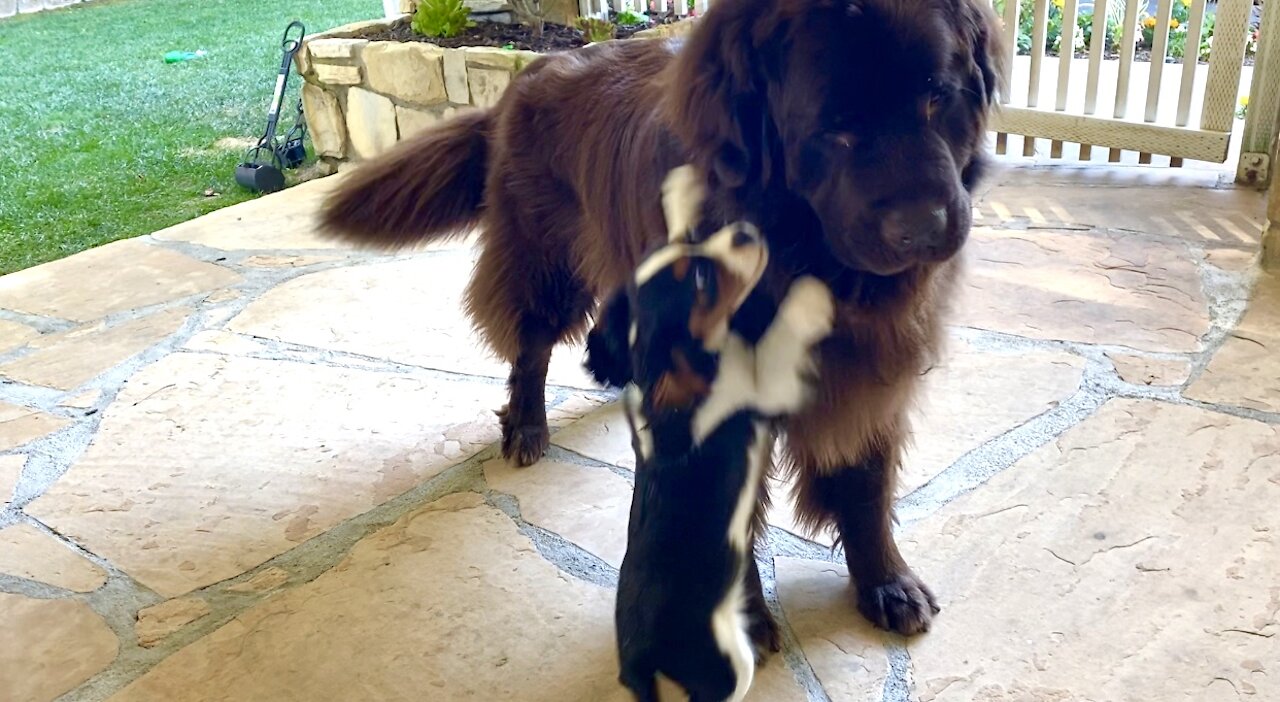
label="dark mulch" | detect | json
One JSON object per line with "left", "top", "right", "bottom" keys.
{"left": 364, "top": 18, "right": 585, "bottom": 51}
{"left": 358, "top": 11, "right": 684, "bottom": 52}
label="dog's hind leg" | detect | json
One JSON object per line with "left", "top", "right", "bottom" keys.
{"left": 464, "top": 206, "right": 595, "bottom": 466}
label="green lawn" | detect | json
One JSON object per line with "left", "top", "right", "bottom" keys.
{"left": 0, "top": 0, "right": 376, "bottom": 275}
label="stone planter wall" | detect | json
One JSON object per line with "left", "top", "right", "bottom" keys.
{"left": 0, "top": 0, "right": 93, "bottom": 18}
{"left": 297, "top": 17, "right": 698, "bottom": 168}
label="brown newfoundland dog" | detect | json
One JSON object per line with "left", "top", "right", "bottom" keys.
{"left": 322, "top": 0, "right": 1004, "bottom": 636}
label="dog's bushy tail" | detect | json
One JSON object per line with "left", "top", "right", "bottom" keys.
{"left": 320, "top": 108, "right": 490, "bottom": 249}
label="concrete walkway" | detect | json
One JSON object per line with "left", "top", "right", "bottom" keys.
{"left": 0, "top": 165, "right": 1276, "bottom": 701}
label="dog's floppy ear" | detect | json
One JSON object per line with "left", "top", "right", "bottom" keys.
{"left": 584, "top": 290, "right": 634, "bottom": 388}
{"left": 956, "top": 0, "right": 1005, "bottom": 193}
{"left": 664, "top": 0, "right": 778, "bottom": 190}
{"left": 960, "top": 0, "right": 1007, "bottom": 109}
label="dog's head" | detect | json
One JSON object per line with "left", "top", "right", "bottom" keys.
{"left": 666, "top": 0, "right": 1004, "bottom": 277}
{"left": 585, "top": 219, "right": 768, "bottom": 412}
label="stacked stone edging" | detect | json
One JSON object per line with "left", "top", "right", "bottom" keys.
{"left": 297, "top": 16, "right": 697, "bottom": 168}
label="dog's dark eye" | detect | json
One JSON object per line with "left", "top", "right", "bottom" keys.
{"left": 925, "top": 79, "right": 956, "bottom": 116}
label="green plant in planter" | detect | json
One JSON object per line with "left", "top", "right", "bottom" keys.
{"left": 616, "top": 9, "right": 648, "bottom": 25}
{"left": 999, "top": 0, "right": 1132, "bottom": 56}
{"left": 577, "top": 17, "right": 617, "bottom": 42}
{"left": 412, "top": 0, "right": 474, "bottom": 38}
{"left": 1198, "top": 11, "right": 1216, "bottom": 62}
{"left": 1167, "top": 24, "right": 1189, "bottom": 59}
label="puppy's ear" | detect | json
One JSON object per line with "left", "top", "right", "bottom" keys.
{"left": 584, "top": 291, "right": 634, "bottom": 388}
{"left": 664, "top": 0, "right": 779, "bottom": 189}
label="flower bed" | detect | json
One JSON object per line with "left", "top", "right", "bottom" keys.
{"left": 994, "top": 0, "right": 1262, "bottom": 65}
{"left": 297, "top": 14, "right": 695, "bottom": 168}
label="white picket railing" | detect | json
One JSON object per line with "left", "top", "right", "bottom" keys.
{"left": 991, "top": 0, "right": 1259, "bottom": 167}
{"left": 568, "top": 0, "right": 1274, "bottom": 180}
{"left": 578, "top": 0, "right": 693, "bottom": 21}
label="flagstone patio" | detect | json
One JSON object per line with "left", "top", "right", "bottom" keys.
{"left": 0, "top": 164, "right": 1277, "bottom": 702}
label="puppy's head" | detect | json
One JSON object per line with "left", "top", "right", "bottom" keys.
{"left": 585, "top": 221, "right": 769, "bottom": 413}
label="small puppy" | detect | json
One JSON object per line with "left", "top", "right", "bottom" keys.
{"left": 587, "top": 167, "right": 835, "bottom": 702}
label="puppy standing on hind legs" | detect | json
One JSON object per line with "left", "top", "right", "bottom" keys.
{"left": 589, "top": 168, "right": 837, "bottom": 702}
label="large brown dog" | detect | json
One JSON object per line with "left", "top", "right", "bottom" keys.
{"left": 322, "top": 0, "right": 1004, "bottom": 636}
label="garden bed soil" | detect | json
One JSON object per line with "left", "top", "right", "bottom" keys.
{"left": 359, "top": 12, "right": 681, "bottom": 52}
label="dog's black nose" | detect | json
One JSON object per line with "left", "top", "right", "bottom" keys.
{"left": 881, "top": 202, "right": 950, "bottom": 256}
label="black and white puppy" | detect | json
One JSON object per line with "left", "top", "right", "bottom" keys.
{"left": 586, "top": 166, "right": 835, "bottom": 702}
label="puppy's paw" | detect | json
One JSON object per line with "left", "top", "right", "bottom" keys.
{"left": 856, "top": 571, "right": 940, "bottom": 636}
{"left": 661, "top": 165, "right": 706, "bottom": 243}
{"left": 778, "top": 276, "right": 835, "bottom": 343}
{"left": 748, "top": 610, "right": 782, "bottom": 664}
{"left": 496, "top": 405, "right": 549, "bottom": 467}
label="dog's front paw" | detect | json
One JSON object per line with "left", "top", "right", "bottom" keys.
{"left": 778, "top": 276, "right": 835, "bottom": 343}
{"left": 856, "top": 571, "right": 940, "bottom": 636}
{"left": 496, "top": 405, "right": 549, "bottom": 467}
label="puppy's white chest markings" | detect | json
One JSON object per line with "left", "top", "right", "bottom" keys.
{"left": 692, "top": 277, "right": 835, "bottom": 443}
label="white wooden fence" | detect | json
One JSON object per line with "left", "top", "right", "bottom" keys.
{"left": 566, "top": 0, "right": 1275, "bottom": 181}
{"left": 991, "top": 0, "right": 1264, "bottom": 169}
{"left": 578, "top": 0, "right": 700, "bottom": 21}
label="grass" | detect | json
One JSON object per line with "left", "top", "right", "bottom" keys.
{"left": 0, "top": 0, "right": 376, "bottom": 275}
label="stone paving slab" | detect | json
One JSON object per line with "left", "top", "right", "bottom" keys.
{"left": 900, "top": 399, "right": 1280, "bottom": 701}
{"left": 150, "top": 176, "right": 352, "bottom": 252}
{"left": 0, "top": 165, "right": 1273, "bottom": 702}
{"left": 0, "top": 307, "right": 191, "bottom": 391}
{"left": 1106, "top": 351, "right": 1193, "bottom": 387}
{"left": 483, "top": 456, "right": 632, "bottom": 568}
{"left": 1186, "top": 274, "right": 1280, "bottom": 413}
{"left": 0, "top": 319, "right": 39, "bottom": 354}
{"left": 776, "top": 558, "right": 893, "bottom": 700}
{"left": 228, "top": 252, "right": 597, "bottom": 389}
{"left": 975, "top": 179, "right": 1267, "bottom": 247}
{"left": 551, "top": 402, "right": 636, "bottom": 469}
{"left": 0, "top": 593, "right": 118, "bottom": 702}
{"left": 0, "top": 402, "right": 67, "bottom": 451}
{"left": 0, "top": 455, "right": 22, "bottom": 505}
{"left": 134, "top": 597, "right": 212, "bottom": 649}
{"left": 0, "top": 522, "right": 106, "bottom": 592}
{"left": 956, "top": 226, "right": 1210, "bottom": 352}
{"left": 0, "top": 238, "right": 240, "bottom": 323}
{"left": 28, "top": 352, "right": 509, "bottom": 598}
{"left": 108, "top": 493, "right": 634, "bottom": 702}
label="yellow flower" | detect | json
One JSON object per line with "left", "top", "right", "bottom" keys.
{"left": 1170, "top": 18, "right": 1179, "bottom": 29}
{"left": 1181, "top": 0, "right": 1190, "bottom": 6}
{"left": 1143, "top": 16, "right": 1157, "bottom": 28}
{"left": 1240, "top": 96, "right": 1249, "bottom": 107}
{"left": 1052, "top": 0, "right": 1063, "bottom": 7}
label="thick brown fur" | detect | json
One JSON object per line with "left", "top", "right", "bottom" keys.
{"left": 321, "top": 0, "right": 1005, "bottom": 636}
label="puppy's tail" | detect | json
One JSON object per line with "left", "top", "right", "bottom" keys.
{"left": 320, "top": 108, "right": 490, "bottom": 249}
